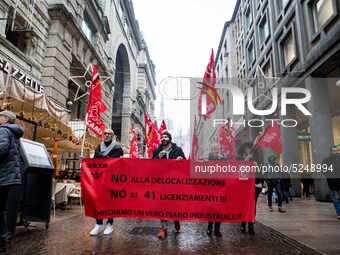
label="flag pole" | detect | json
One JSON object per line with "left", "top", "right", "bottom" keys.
{"left": 80, "top": 113, "right": 88, "bottom": 158}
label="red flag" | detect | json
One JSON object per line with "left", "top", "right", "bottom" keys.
{"left": 129, "top": 124, "right": 140, "bottom": 158}
{"left": 191, "top": 115, "right": 199, "bottom": 160}
{"left": 144, "top": 113, "right": 161, "bottom": 157}
{"left": 158, "top": 120, "right": 167, "bottom": 136}
{"left": 254, "top": 121, "right": 282, "bottom": 153}
{"left": 198, "top": 49, "right": 221, "bottom": 120}
{"left": 86, "top": 65, "right": 107, "bottom": 138}
{"left": 218, "top": 123, "right": 236, "bottom": 159}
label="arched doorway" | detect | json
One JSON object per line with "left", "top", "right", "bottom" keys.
{"left": 112, "top": 44, "right": 130, "bottom": 143}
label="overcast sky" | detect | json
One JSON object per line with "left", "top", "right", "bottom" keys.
{"left": 133, "top": 0, "right": 237, "bottom": 134}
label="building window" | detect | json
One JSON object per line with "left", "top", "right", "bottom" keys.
{"left": 278, "top": 0, "right": 289, "bottom": 12}
{"left": 82, "top": 14, "right": 95, "bottom": 44}
{"left": 312, "top": 0, "right": 334, "bottom": 31}
{"left": 283, "top": 34, "right": 296, "bottom": 66}
{"left": 244, "top": 6, "right": 253, "bottom": 30}
{"left": 259, "top": 14, "right": 269, "bottom": 46}
{"left": 5, "top": 10, "right": 28, "bottom": 52}
{"left": 247, "top": 41, "right": 255, "bottom": 69}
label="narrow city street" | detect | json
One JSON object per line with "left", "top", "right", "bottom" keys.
{"left": 4, "top": 196, "right": 339, "bottom": 255}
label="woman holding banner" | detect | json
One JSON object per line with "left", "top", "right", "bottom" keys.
{"left": 236, "top": 142, "right": 263, "bottom": 235}
{"left": 206, "top": 143, "right": 229, "bottom": 237}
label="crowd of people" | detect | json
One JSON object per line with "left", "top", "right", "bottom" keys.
{"left": 1, "top": 110, "right": 339, "bottom": 250}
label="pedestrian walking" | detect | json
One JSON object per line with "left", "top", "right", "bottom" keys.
{"left": 300, "top": 171, "right": 313, "bottom": 197}
{"left": 322, "top": 145, "right": 340, "bottom": 219}
{"left": 0, "top": 111, "right": 24, "bottom": 253}
{"left": 266, "top": 155, "right": 286, "bottom": 213}
{"left": 152, "top": 131, "right": 186, "bottom": 238}
{"left": 281, "top": 171, "right": 292, "bottom": 203}
{"left": 236, "top": 142, "right": 263, "bottom": 235}
{"left": 89, "top": 128, "right": 123, "bottom": 236}
{"left": 206, "top": 143, "right": 229, "bottom": 237}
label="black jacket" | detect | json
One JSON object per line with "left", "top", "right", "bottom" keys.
{"left": 322, "top": 154, "right": 340, "bottom": 191}
{"left": 152, "top": 143, "right": 186, "bottom": 159}
{"left": 0, "top": 124, "right": 24, "bottom": 186}
{"left": 236, "top": 154, "right": 263, "bottom": 185}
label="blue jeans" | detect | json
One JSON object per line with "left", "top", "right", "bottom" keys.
{"left": 331, "top": 190, "right": 340, "bottom": 215}
{"left": 267, "top": 181, "right": 283, "bottom": 207}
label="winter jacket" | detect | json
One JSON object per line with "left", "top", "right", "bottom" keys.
{"left": 236, "top": 154, "right": 263, "bottom": 185}
{"left": 322, "top": 154, "right": 340, "bottom": 191}
{"left": 152, "top": 143, "right": 186, "bottom": 160}
{"left": 94, "top": 142, "right": 123, "bottom": 158}
{"left": 0, "top": 124, "right": 24, "bottom": 186}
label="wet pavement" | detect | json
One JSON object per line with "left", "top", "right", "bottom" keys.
{"left": 4, "top": 214, "right": 322, "bottom": 255}
{"left": 4, "top": 194, "right": 340, "bottom": 255}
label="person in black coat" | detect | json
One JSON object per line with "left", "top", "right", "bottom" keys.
{"left": 89, "top": 128, "right": 123, "bottom": 236}
{"left": 0, "top": 111, "right": 24, "bottom": 253}
{"left": 236, "top": 142, "right": 263, "bottom": 235}
{"left": 152, "top": 131, "right": 186, "bottom": 238}
{"left": 322, "top": 145, "right": 340, "bottom": 219}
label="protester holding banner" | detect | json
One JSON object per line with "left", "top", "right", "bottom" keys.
{"left": 152, "top": 131, "right": 186, "bottom": 238}
{"left": 89, "top": 128, "right": 123, "bottom": 236}
{"left": 206, "top": 143, "right": 229, "bottom": 237}
{"left": 0, "top": 110, "right": 24, "bottom": 252}
{"left": 236, "top": 142, "right": 263, "bottom": 235}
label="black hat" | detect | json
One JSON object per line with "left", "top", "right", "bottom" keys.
{"left": 237, "top": 142, "right": 253, "bottom": 156}
{"left": 161, "top": 131, "right": 172, "bottom": 141}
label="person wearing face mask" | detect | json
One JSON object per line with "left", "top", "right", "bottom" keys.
{"left": 152, "top": 131, "right": 186, "bottom": 238}
{"left": 89, "top": 128, "right": 123, "bottom": 236}
{"left": 0, "top": 111, "right": 24, "bottom": 252}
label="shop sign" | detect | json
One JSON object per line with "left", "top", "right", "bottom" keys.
{"left": 0, "top": 57, "right": 44, "bottom": 93}
{"left": 297, "top": 133, "right": 311, "bottom": 141}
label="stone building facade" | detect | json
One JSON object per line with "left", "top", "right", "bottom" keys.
{"left": 210, "top": 0, "right": 339, "bottom": 201}
{"left": 0, "top": 0, "right": 156, "bottom": 161}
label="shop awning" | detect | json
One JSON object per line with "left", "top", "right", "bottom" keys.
{"left": 1, "top": 76, "right": 99, "bottom": 152}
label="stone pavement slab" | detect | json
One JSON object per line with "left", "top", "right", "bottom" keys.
{"left": 5, "top": 214, "right": 322, "bottom": 255}
{"left": 256, "top": 195, "right": 340, "bottom": 255}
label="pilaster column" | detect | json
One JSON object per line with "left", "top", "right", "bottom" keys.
{"left": 306, "top": 77, "right": 333, "bottom": 201}
{"left": 281, "top": 105, "right": 300, "bottom": 196}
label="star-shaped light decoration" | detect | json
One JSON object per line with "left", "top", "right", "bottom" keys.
{"left": 240, "top": 65, "right": 280, "bottom": 103}
{"left": 69, "top": 63, "right": 111, "bottom": 102}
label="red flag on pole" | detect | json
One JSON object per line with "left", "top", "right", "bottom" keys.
{"left": 158, "top": 120, "right": 167, "bottom": 136}
{"left": 86, "top": 65, "right": 107, "bottom": 138}
{"left": 254, "top": 121, "right": 282, "bottom": 153}
{"left": 191, "top": 115, "right": 199, "bottom": 160}
{"left": 198, "top": 49, "right": 221, "bottom": 120}
{"left": 129, "top": 124, "right": 140, "bottom": 158}
{"left": 218, "top": 123, "right": 236, "bottom": 159}
{"left": 144, "top": 113, "right": 161, "bottom": 157}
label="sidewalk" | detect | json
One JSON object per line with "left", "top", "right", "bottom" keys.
{"left": 7, "top": 196, "right": 340, "bottom": 254}
{"left": 256, "top": 194, "right": 340, "bottom": 255}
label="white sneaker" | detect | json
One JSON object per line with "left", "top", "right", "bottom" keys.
{"left": 90, "top": 224, "right": 105, "bottom": 236}
{"left": 103, "top": 223, "right": 113, "bottom": 235}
